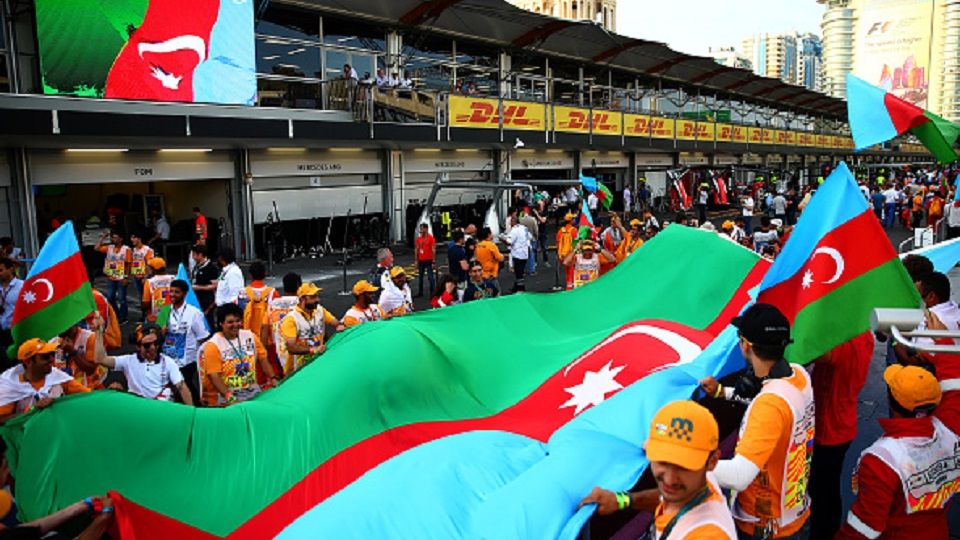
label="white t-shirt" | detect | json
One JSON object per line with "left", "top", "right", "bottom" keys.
{"left": 156, "top": 218, "right": 171, "bottom": 241}
{"left": 507, "top": 224, "right": 531, "bottom": 260}
{"left": 215, "top": 263, "right": 244, "bottom": 306}
{"left": 112, "top": 353, "right": 184, "bottom": 399}
{"left": 772, "top": 195, "right": 787, "bottom": 214}
{"left": 918, "top": 300, "right": 960, "bottom": 346}
{"left": 162, "top": 303, "right": 210, "bottom": 367}
{"left": 742, "top": 197, "right": 754, "bottom": 217}
{"left": 565, "top": 187, "right": 578, "bottom": 204}
{"left": 883, "top": 188, "right": 899, "bottom": 204}
{"left": 587, "top": 193, "right": 599, "bottom": 211}
{"left": 623, "top": 188, "right": 632, "bottom": 206}
{"left": 698, "top": 190, "right": 709, "bottom": 205}
{"left": 752, "top": 229, "right": 779, "bottom": 248}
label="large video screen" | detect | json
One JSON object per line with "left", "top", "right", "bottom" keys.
{"left": 35, "top": 0, "right": 256, "bottom": 105}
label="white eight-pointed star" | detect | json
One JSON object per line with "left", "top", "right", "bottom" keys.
{"left": 560, "top": 361, "right": 625, "bottom": 415}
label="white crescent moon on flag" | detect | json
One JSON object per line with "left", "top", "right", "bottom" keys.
{"left": 812, "top": 247, "right": 845, "bottom": 284}
{"left": 563, "top": 324, "right": 704, "bottom": 377}
{"left": 34, "top": 278, "right": 54, "bottom": 302}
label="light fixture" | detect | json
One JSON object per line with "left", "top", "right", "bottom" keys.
{"left": 65, "top": 148, "right": 129, "bottom": 153}
{"left": 267, "top": 147, "right": 307, "bottom": 152}
{"left": 329, "top": 148, "right": 363, "bottom": 152}
{"left": 158, "top": 148, "right": 213, "bottom": 153}
{"left": 413, "top": 148, "right": 442, "bottom": 152}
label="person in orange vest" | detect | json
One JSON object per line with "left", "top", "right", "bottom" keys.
{"left": 279, "top": 283, "right": 344, "bottom": 374}
{"left": 0, "top": 338, "right": 90, "bottom": 423}
{"left": 57, "top": 323, "right": 104, "bottom": 390}
{"left": 141, "top": 258, "right": 173, "bottom": 323}
{"left": 266, "top": 273, "right": 301, "bottom": 378}
{"left": 240, "top": 261, "right": 278, "bottom": 386}
{"left": 699, "top": 304, "right": 814, "bottom": 539}
{"left": 341, "top": 280, "right": 385, "bottom": 328}
{"left": 128, "top": 230, "right": 154, "bottom": 308}
{"left": 562, "top": 238, "right": 615, "bottom": 289}
{"left": 96, "top": 230, "right": 131, "bottom": 323}
{"left": 579, "top": 400, "right": 737, "bottom": 538}
{"left": 556, "top": 212, "right": 578, "bottom": 289}
{"left": 198, "top": 304, "right": 275, "bottom": 406}
{"left": 613, "top": 216, "right": 644, "bottom": 262}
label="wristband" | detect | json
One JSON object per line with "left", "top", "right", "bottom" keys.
{"left": 84, "top": 497, "right": 95, "bottom": 514}
{"left": 616, "top": 492, "right": 630, "bottom": 511}
{"left": 713, "top": 384, "right": 723, "bottom": 399}
{"left": 102, "top": 506, "right": 114, "bottom": 514}
{"left": 225, "top": 392, "right": 236, "bottom": 403}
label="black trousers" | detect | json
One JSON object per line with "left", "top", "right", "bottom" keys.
{"left": 512, "top": 257, "right": 527, "bottom": 292}
{"left": 180, "top": 362, "right": 201, "bottom": 406}
{"left": 809, "top": 440, "right": 852, "bottom": 540}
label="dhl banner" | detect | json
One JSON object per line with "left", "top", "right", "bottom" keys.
{"left": 785, "top": 131, "right": 797, "bottom": 146}
{"left": 732, "top": 126, "right": 748, "bottom": 143}
{"left": 716, "top": 124, "right": 733, "bottom": 142}
{"left": 762, "top": 129, "right": 774, "bottom": 145}
{"left": 449, "top": 96, "right": 545, "bottom": 131}
{"left": 623, "top": 114, "right": 674, "bottom": 139}
{"left": 774, "top": 130, "right": 789, "bottom": 146}
{"left": 798, "top": 133, "right": 815, "bottom": 147}
{"left": 747, "top": 127, "right": 763, "bottom": 145}
{"left": 554, "top": 107, "right": 622, "bottom": 135}
{"left": 675, "top": 120, "right": 715, "bottom": 141}
{"left": 816, "top": 134, "right": 829, "bottom": 147}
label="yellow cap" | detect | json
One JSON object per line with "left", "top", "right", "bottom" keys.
{"left": 629, "top": 218, "right": 642, "bottom": 227}
{"left": 389, "top": 266, "right": 407, "bottom": 278}
{"left": 17, "top": 338, "right": 59, "bottom": 362}
{"left": 884, "top": 365, "right": 941, "bottom": 410}
{"left": 297, "top": 282, "right": 321, "bottom": 297}
{"left": 721, "top": 220, "right": 735, "bottom": 230}
{"left": 352, "top": 280, "right": 379, "bottom": 296}
{"left": 147, "top": 257, "right": 166, "bottom": 270}
{"left": 564, "top": 212, "right": 576, "bottom": 221}
{"left": 645, "top": 400, "right": 718, "bottom": 470}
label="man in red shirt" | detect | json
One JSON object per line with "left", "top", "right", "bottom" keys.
{"left": 193, "top": 207, "right": 208, "bottom": 246}
{"left": 808, "top": 331, "right": 875, "bottom": 539}
{"left": 414, "top": 223, "right": 435, "bottom": 298}
{"left": 837, "top": 365, "right": 956, "bottom": 539}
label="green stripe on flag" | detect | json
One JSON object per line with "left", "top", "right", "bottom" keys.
{"left": 11, "top": 283, "right": 96, "bottom": 346}
{"left": 910, "top": 111, "right": 960, "bottom": 164}
{"left": 2, "top": 227, "right": 760, "bottom": 534}
{"left": 786, "top": 259, "right": 920, "bottom": 364}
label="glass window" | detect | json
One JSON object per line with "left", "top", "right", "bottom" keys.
{"left": 402, "top": 32, "right": 454, "bottom": 64}
{"left": 257, "top": 36, "right": 322, "bottom": 78}
{"left": 257, "top": 77, "right": 322, "bottom": 109}
{"left": 0, "top": 55, "right": 9, "bottom": 93}
{"left": 321, "top": 16, "right": 386, "bottom": 52}
{"left": 255, "top": 5, "right": 320, "bottom": 42}
{"left": 406, "top": 57, "right": 452, "bottom": 92}
{"left": 454, "top": 40, "right": 499, "bottom": 71}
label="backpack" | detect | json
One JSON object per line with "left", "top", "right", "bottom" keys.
{"left": 242, "top": 286, "right": 274, "bottom": 337}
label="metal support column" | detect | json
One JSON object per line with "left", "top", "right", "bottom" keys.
{"left": 11, "top": 148, "right": 38, "bottom": 256}
{"left": 237, "top": 149, "right": 255, "bottom": 260}
{"left": 385, "top": 149, "right": 404, "bottom": 244}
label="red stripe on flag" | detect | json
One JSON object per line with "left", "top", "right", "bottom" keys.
{"left": 758, "top": 211, "right": 896, "bottom": 322}
{"left": 12, "top": 252, "right": 89, "bottom": 324}
{"left": 704, "top": 257, "right": 771, "bottom": 336}
{"left": 883, "top": 93, "right": 929, "bottom": 133}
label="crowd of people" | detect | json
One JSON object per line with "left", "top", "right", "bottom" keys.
{"left": 0, "top": 165, "right": 960, "bottom": 537}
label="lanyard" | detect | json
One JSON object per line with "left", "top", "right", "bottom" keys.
{"left": 656, "top": 486, "right": 710, "bottom": 540}
{"left": 0, "top": 280, "right": 14, "bottom": 318}
{"left": 169, "top": 304, "right": 186, "bottom": 330}
{"left": 224, "top": 335, "right": 245, "bottom": 359}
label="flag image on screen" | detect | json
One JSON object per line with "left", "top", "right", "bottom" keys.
{"left": 34, "top": 0, "right": 256, "bottom": 105}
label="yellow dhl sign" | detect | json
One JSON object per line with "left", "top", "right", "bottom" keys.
{"left": 623, "top": 115, "right": 675, "bottom": 139}
{"left": 716, "top": 124, "right": 733, "bottom": 142}
{"left": 553, "top": 107, "right": 622, "bottom": 135}
{"left": 675, "top": 120, "right": 714, "bottom": 141}
{"left": 449, "top": 96, "right": 545, "bottom": 130}
{"left": 747, "top": 127, "right": 763, "bottom": 144}
{"left": 785, "top": 131, "right": 797, "bottom": 146}
{"left": 732, "top": 126, "right": 748, "bottom": 143}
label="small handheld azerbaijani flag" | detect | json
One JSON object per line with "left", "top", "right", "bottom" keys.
{"left": 11, "top": 221, "right": 96, "bottom": 349}
{"left": 757, "top": 162, "right": 920, "bottom": 363}
{"left": 847, "top": 74, "right": 960, "bottom": 164}
{"left": 576, "top": 199, "right": 594, "bottom": 229}
{"left": 155, "top": 264, "right": 209, "bottom": 331}
{"left": 580, "top": 174, "right": 613, "bottom": 210}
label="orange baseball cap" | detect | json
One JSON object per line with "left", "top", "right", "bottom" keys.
{"left": 884, "top": 365, "right": 941, "bottom": 411}
{"left": 17, "top": 338, "right": 59, "bottom": 362}
{"left": 389, "top": 266, "right": 407, "bottom": 278}
{"left": 147, "top": 257, "right": 166, "bottom": 270}
{"left": 297, "top": 283, "right": 322, "bottom": 297}
{"left": 352, "top": 280, "right": 379, "bottom": 296}
{"left": 645, "top": 400, "right": 719, "bottom": 470}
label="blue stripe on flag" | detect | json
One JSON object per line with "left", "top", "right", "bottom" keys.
{"left": 903, "top": 237, "right": 960, "bottom": 274}
{"left": 759, "top": 162, "right": 867, "bottom": 291}
{"left": 176, "top": 264, "right": 210, "bottom": 332}
{"left": 27, "top": 221, "right": 81, "bottom": 279}
{"left": 846, "top": 74, "right": 899, "bottom": 150}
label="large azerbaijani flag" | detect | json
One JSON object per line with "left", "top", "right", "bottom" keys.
{"left": 758, "top": 162, "right": 921, "bottom": 363}
{"left": 847, "top": 74, "right": 960, "bottom": 163}
{"left": 10, "top": 221, "right": 95, "bottom": 348}
{"left": 1, "top": 227, "right": 769, "bottom": 539}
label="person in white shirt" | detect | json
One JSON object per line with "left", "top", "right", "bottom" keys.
{"left": 565, "top": 186, "right": 579, "bottom": 212}
{"left": 772, "top": 192, "right": 787, "bottom": 219}
{"left": 214, "top": 248, "right": 244, "bottom": 306}
{"left": 882, "top": 186, "right": 900, "bottom": 228}
{"left": 161, "top": 280, "right": 210, "bottom": 403}
{"left": 587, "top": 192, "right": 599, "bottom": 213}
{"left": 94, "top": 323, "right": 192, "bottom": 404}
{"left": 379, "top": 267, "right": 414, "bottom": 316}
{"left": 504, "top": 215, "right": 531, "bottom": 292}
{"left": 741, "top": 194, "right": 755, "bottom": 235}
{"left": 623, "top": 186, "right": 633, "bottom": 214}
{"left": 900, "top": 272, "right": 960, "bottom": 351}
{"left": 375, "top": 68, "right": 388, "bottom": 88}
{"left": 945, "top": 199, "right": 960, "bottom": 239}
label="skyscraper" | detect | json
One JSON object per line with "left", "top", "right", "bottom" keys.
{"left": 507, "top": 0, "right": 617, "bottom": 31}
{"left": 818, "top": 0, "right": 855, "bottom": 98}
{"left": 797, "top": 33, "right": 824, "bottom": 92}
{"left": 740, "top": 33, "right": 802, "bottom": 85}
